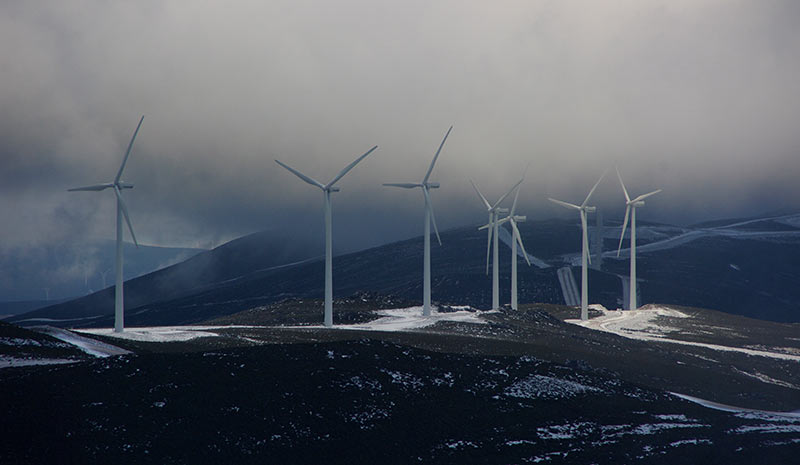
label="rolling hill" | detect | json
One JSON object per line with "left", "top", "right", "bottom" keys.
{"left": 7, "top": 214, "right": 800, "bottom": 327}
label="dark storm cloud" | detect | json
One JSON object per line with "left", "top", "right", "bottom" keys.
{"left": 1, "top": 0, "right": 799, "bottom": 253}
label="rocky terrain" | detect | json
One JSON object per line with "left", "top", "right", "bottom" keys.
{"left": 2, "top": 299, "right": 798, "bottom": 463}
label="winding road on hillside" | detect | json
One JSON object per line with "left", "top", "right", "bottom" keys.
{"left": 562, "top": 213, "right": 800, "bottom": 264}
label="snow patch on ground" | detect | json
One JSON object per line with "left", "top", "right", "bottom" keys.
{"left": 74, "top": 309, "right": 488, "bottom": 343}
{"left": 669, "top": 439, "right": 713, "bottom": 447}
{"left": 730, "top": 424, "right": 800, "bottom": 434}
{"left": 536, "top": 422, "right": 594, "bottom": 440}
{"left": 670, "top": 392, "right": 800, "bottom": 419}
{"left": 76, "top": 326, "right": 242, "bottom": 342}
{"left": 290, "top": 307, "right": 491, "bottom": 333}
{"left": 505, "top": 375, "right": 600, "bottom": 400}
{"left": 444, "top": 440, "right": 478, "bottom": 450}
{"left": 568, "top": 306, "right": 800, "bottom": 362}
{"left": 624, "top": 423, "right": 707, "bottom": 436}
{"left": 0, "top": 356, "right": 78, "bottom": 368}
{"left": 34, "top": 327, "right": 130, "bottom": 357}
{"left": 0, "top": 337, "right": 43, "bottom": 347}
{"left": 731, "top": 367, "right": 800, "bottom": 390}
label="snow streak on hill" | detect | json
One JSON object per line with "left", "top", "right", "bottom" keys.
{"left": 567, "top": 305, "right": 800, "bottom": 362}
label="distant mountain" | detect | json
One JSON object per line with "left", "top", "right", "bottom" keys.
{"left": 9, "top": 214, "right": 800, "bottom": 327}
{"left": 0, "top": 299, "right": 68, "bottom": 320}
{"left": 0, "top": 239, "right": 204, "bottom": 302}
{"left": 6, "top": 229, "right": 321, "bottom": 325}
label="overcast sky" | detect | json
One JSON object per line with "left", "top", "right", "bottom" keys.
{"left": 2, "top": 0, "right": 799, "bottom": 253}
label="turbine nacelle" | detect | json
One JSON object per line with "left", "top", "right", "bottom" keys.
{"left": 326, "top": 186, "right": 341, "bottom": 192}
{"left": 425, "top": 182, "right": 440, "bottom": 189}
{"left": 583, "top": 206, "right": 597, "bottom": 213}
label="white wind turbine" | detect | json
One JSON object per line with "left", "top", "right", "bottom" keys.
{"left": 68, "top": 115, "right": 144, "bottom": 333}
{"left": 548, "top": 171, "right": 606, "bottom": 321}
{"left": 275, "top": 145, "right": 378, "bottom": 327}
{"left": 481, "top": 185, "right": 531, "bottom": 310}
{"left": 384, "top": 126, "right": 452, "bottom": 317}
{"left": 615, "top": 168, "right": 661, "bottom": 310}
{"left": 471, "top": 177, "right": 524, "bottom": 310}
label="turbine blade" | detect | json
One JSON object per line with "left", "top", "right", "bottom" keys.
{"left": 423, "top": 188, "right": 441, "bottom": 245}
{"left": 511, "top": 219, "right": 531, "bottom": 266}
{"left": 114, "top": 186, "right": 138, "bottom": 248}
{"left": 68, "top": 184, "right": 113, "bottom": 192}
{"left": 522, "top": 162, "right": 531, "bottom": 180}
{"left": 616, "top": 167, "right": 630, "bottom": 203}
{"left": 423, "top": 126, "right": 453, "bottom": 183}
{"left": 469, "top": 179, "right": 492, "bottom": 210}
{"left": 632, "top": 189, "right": 662, "bottom": 203}
{"left": 509, "top": 184, "right": 522, "bottom": 217}
{"left": 275, "top": 160, "right": 325, "bottom": 189}
{"left": 326, "top": 145, "right": 378, "bottom": 188}
{"left": 548, "top": 198, "right": 581, "bottom": 210}
{"left": 582, "top": 170, "right": 607, "bottom": 208}
{"left": 115, "top": 115, "right": 144, "bottom": 184}
{"left": 492, "top": 178, "right": 523, "bottom": 209}
{"left": 617, "top": 205, "right": 631, "bottom": 257}
{"left": 383, "top": 183, "right": 422, "bottom": 188}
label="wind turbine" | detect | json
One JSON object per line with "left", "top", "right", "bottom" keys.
{"left": 68, "top": 115, "right": 143, "bottom": 333}
{"left": 384, "top": 126, "right": 452, "bottom": 317}
{"left": 472, "top": 177, "right": 523, "bottom": 310}
{"left": 483, "top": 185, "right": 531, "bottom": 309}
{"left": 548, "top": 171, "right": 606, "bottom": 321}
{"left": 502, "top": 187, "right": 532, "bottom": 309}
{"left": 275, "top": 145, "right": 378, "bottom": 327}
{"left": 615, "top": 168, "right": 661, "bottom": 310}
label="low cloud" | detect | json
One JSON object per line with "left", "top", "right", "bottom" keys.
{"left": 1, "top": 0, "right": 799, "bottom": 252}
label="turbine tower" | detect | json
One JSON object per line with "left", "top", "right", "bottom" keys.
{"left": 275, "top": 145, "right": 378, "bottom": 327}
{"left": 471, "top": 178, "right": 523, "bottom": 310}
{"left": 68, "top": 115, "right": 144, "bottom": 333}
{"left": 548, "top": 171, "right": 606, "bottom": 321}
{"left": 616, "top": 168, "right": 661, "bottom": 310}
{"left": 485, "top": 186, "right": 531, "bottom": 310}
{"left": 384, "top": 126, "right": 452, "bottom": 317}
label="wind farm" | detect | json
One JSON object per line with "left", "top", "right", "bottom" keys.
{"left": 3, "top": 2, "right": 800, "bottom": 464}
